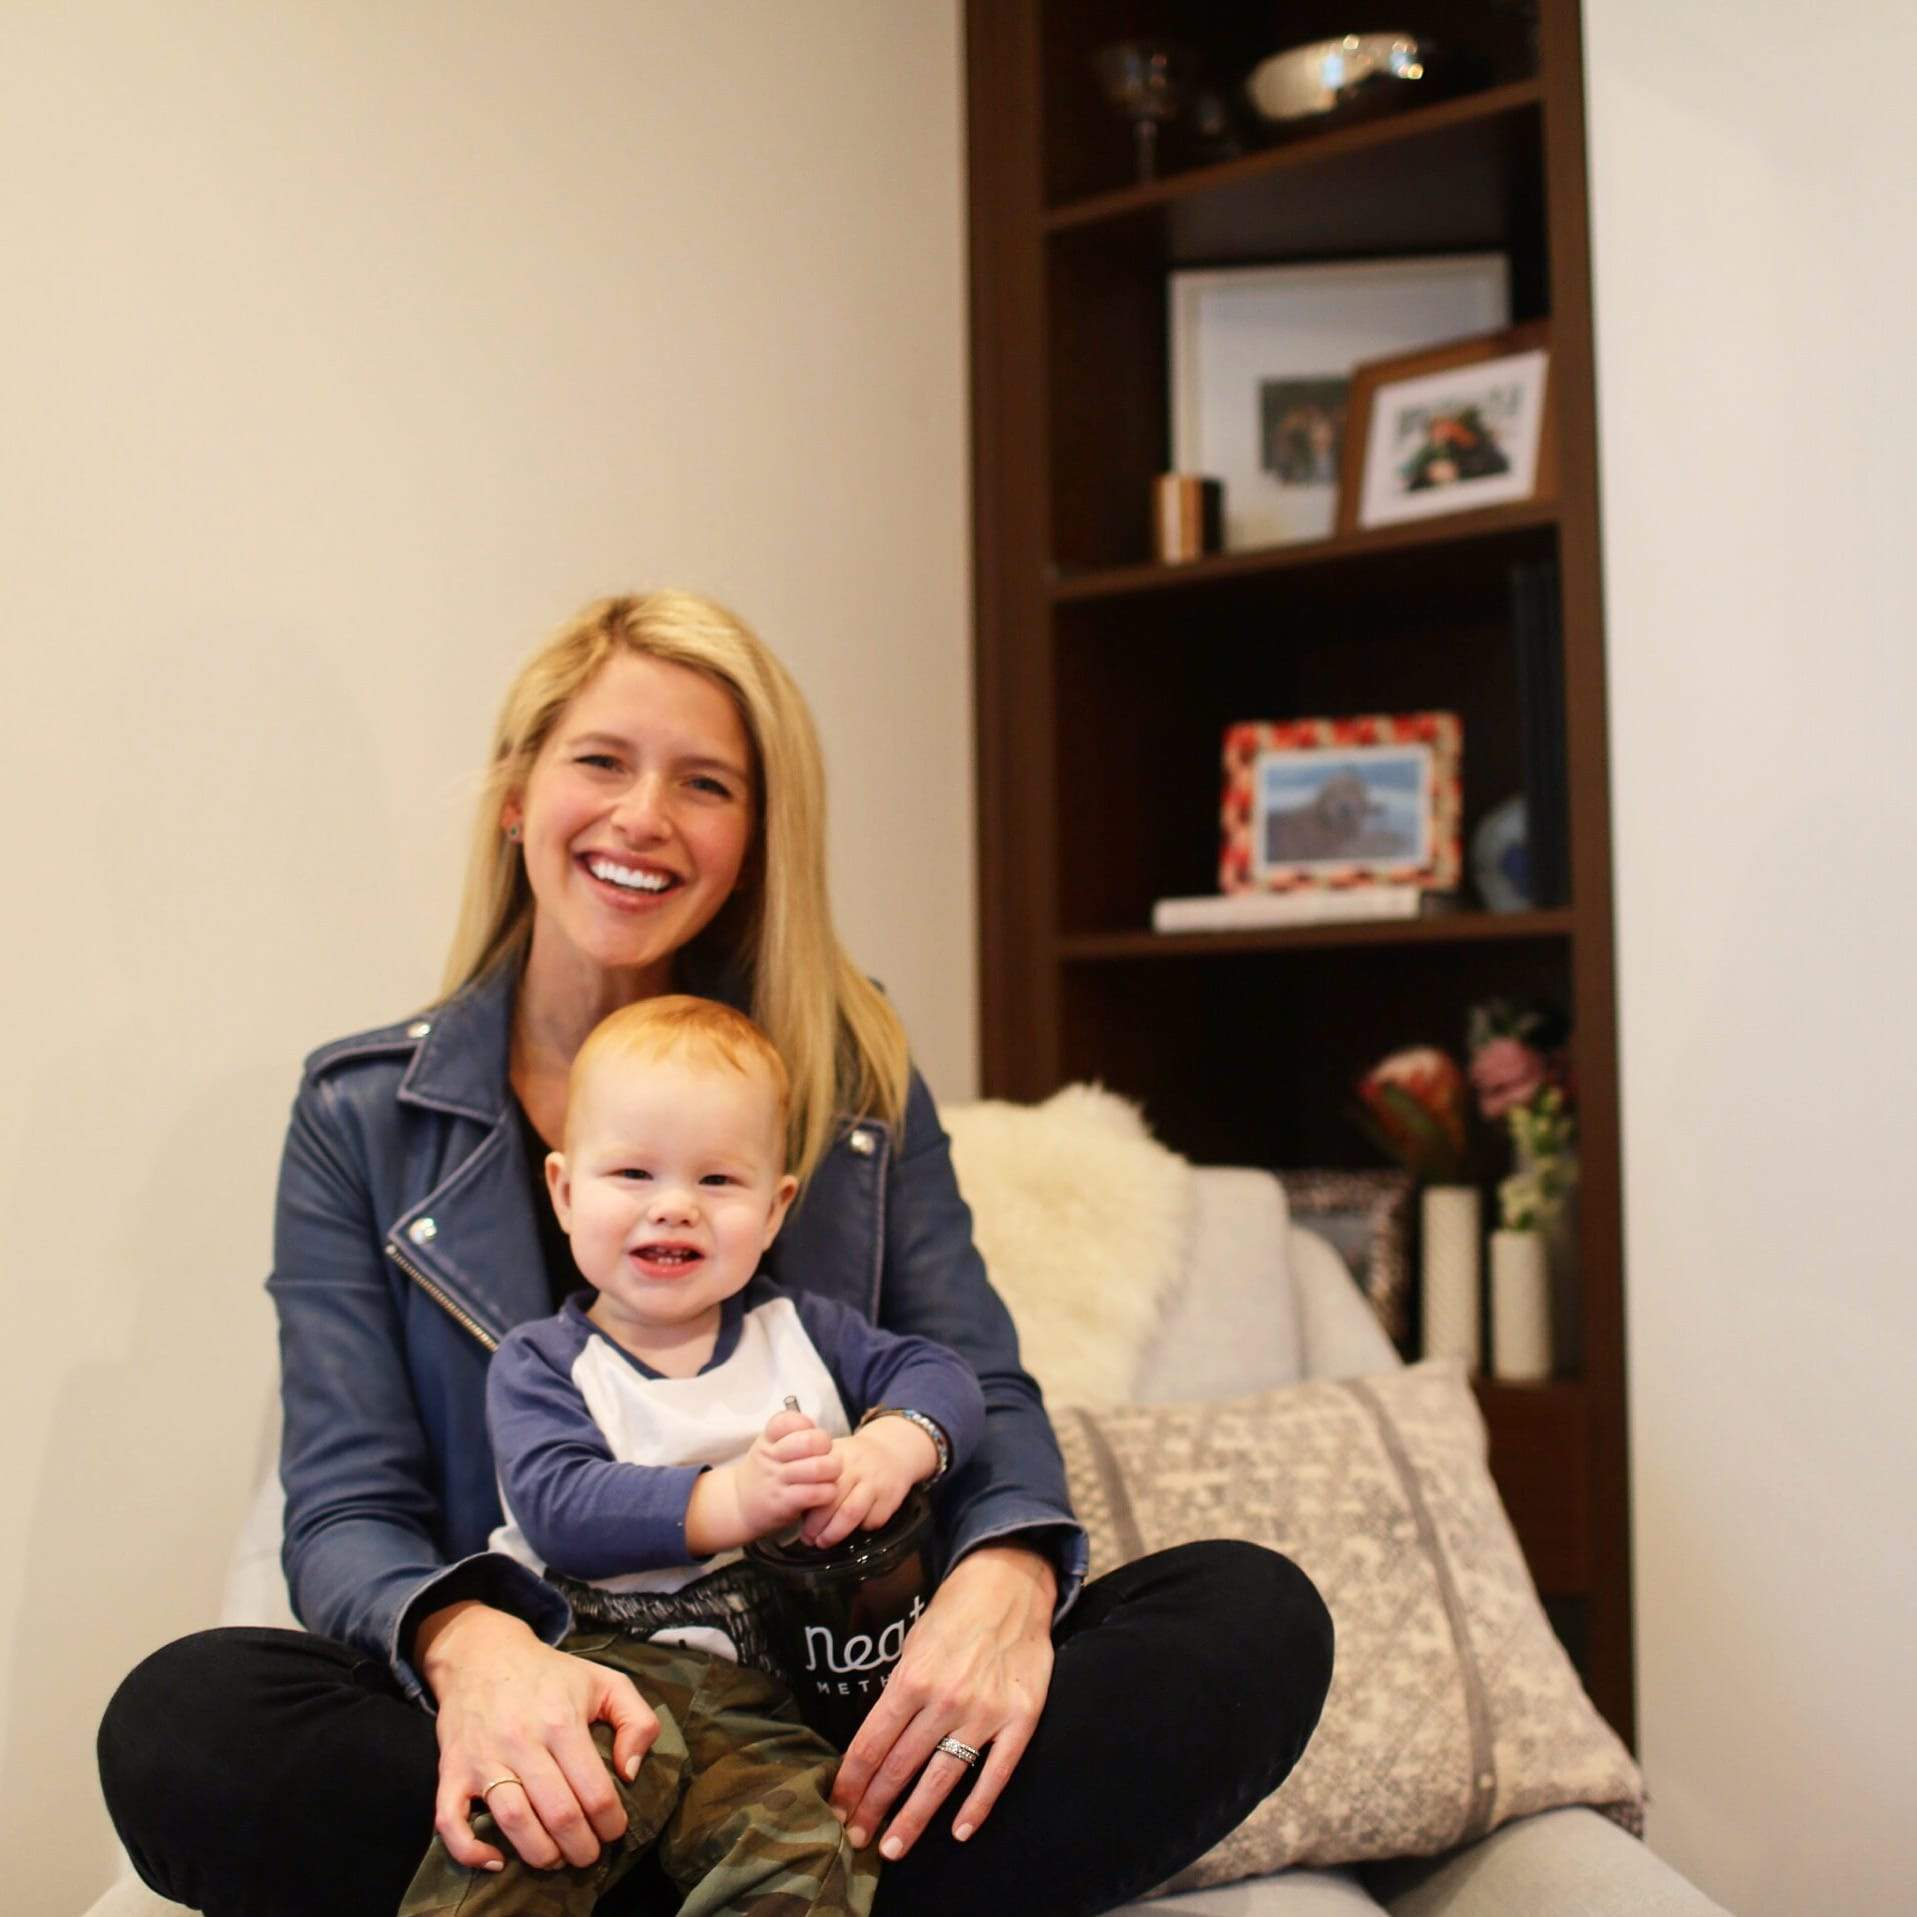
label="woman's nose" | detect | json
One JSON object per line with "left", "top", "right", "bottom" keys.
{"left": 611, "top": 772, "right": 670, "bottom": 839}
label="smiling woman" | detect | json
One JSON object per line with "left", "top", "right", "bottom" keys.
{"left": 96, "top": 589, "right": 1335, "bottom": 1917}
{"left": 441, "top": 593, "right": 906, "bottom": 1187}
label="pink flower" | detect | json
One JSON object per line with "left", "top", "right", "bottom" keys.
{"left": 1471, "top": 1037, "right": 1547, "bottom": 1119}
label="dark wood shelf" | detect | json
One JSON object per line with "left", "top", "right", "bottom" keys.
{"left": 1050, "top": 499, "right": 1559, "bottom": 603}
{"left": 1476, "top": 1376, "right": 1592, "bottom": 1596}
{"left": 969, "top": 0, "right": 1631, "bottom": 1745}
{"left": 1043, "top": 81, "right": 1544, "bottom": 268}
{"left": 1058, "top": 910, "right": 1574, "bottom": 962}
{"left": 1475, "top": 1375, "right": 1586, "bottom": 1416}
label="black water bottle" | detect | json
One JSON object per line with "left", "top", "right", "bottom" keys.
{"left": 745, "top": 1489, "right": 935, "bottom": 1749}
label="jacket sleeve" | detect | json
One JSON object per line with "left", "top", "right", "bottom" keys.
{"left": 269, "top": 1071, "right": 568, "bottom": 1704}
{"left": 875, "top": 1070, "right": 1090, "bottom": 1613}
{"left": 788, "top": 1289, "right": 986, "bottom": 1473}
{"left": 487, "top": 1325, "right": 705, "bottom": 1580}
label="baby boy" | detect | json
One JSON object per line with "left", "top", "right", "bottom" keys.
{"left": 400, "top": 994, "right": 984, "bottom": 1917}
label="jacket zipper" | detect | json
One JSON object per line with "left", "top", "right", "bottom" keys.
{"left": 385, "top": 1243, "right": 499, "bottom": 1352}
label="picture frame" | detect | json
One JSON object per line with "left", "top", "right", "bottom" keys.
{"left": 1339, "top": 321, "right": 1555, "bottom": 533}
{"left": 1167, "top": 255, "right": 1510, "bottom": 552}
{"left": 1276, "top": 1168, "right": 1416, "bottom": 1348}
{"left": 1220, "top": 712, "right": 1462, "bottom": 895}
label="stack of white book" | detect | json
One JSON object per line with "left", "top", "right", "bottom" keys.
{"left": 1151, "top": 886, "right": 1429, "bottom": 933}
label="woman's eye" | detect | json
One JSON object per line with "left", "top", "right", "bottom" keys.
{"left": 575, "top": 753, "right": 621, "bottom": 772}
{"left": 687, "top": 775, "right": 734, "bottom": 798}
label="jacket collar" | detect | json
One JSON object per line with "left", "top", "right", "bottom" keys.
{"left": 399, "top": 963, "right": 517, "bottom": 1123}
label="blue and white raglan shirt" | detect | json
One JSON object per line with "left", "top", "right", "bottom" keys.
{"left": 486, "top": 1279, "right": 986, "bottom": 1665}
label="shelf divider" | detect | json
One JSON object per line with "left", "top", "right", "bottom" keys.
{"left": 1057, "top": 910, "right": 1575, "bottom": 962}
{"left": 1051, "top": 500, "right": 1558, "bottom": 604}
{"left": 1043, "top": 80, "right": 1544, "bottom": 237}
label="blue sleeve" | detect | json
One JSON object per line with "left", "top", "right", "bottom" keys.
{"left": 877, "top": 1071, "right": 1090, "bottom": 1611}
{"left": 787, "top": 1288, "right": 986, "bottom": 1470}
{"left": 487, "top": 1320, "right": 706, "bottom": 1581}
{"left": 271, "top": 1072, "right": 568, "bottom": 1704}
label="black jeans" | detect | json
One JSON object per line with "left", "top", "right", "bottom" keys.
{"left": 99, "top": 1541, "right": 1333, "bottom": 1917}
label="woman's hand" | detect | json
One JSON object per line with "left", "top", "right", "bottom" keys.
{"left": 416, "top": 1600, "right": 659, "bottom": 1873}
{"left": 828, "top": 1544, "right": 1056, "bottom": 1860}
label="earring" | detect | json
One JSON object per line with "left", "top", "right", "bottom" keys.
{"left": 505, "top": 823, "right": 522, "bottom": 842}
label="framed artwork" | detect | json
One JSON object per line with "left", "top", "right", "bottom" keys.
{"left": 1277, "top": 1168, "right": 1416, "bottom": 1348}
{"left": 1340, "top": 321, "right": 1554, "bottom": 532}
{"left": 1167, "top": 255, "right": 1509, "bottom": 551}
{"left": 1220, "top": 712, "right": 1462, "bottom": 895}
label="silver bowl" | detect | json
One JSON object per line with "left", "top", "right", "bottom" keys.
{"left": 1245, "top": 32, "right": 1437, "bottom": 126}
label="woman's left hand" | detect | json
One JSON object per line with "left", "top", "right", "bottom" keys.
{"left": 828, "top": 1543, "right": 1056, "bottom": 1859}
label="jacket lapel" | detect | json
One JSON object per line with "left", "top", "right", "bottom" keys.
{"left": 385, "top": 968, "right": 551, "bottom": 1345}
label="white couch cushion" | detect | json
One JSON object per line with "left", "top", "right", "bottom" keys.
{"left": 1134, "top": 1170, "right": 1306, "bottom": 1402}
{"left": 1114, "top": 1865, "right": 1383, "bottom": 1915}
{"left": 1365, "top": 1807, "right": 1734, "bottom": 1917}
{"left": 1289, "top": 1224, "right": 1400, "bottom": 1382}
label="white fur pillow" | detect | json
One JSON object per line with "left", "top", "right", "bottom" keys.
{"left": 943, "top": 1085, "right": 1192, "bottom": 1406}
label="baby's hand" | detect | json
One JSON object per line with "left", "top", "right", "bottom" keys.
{"left": 735, "top": 1407, "right": 842, "bottom": 1541}
{"left": 798, "top": 1417, "right": 939, "bottom": 1550}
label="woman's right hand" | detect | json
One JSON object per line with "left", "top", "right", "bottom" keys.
{"left": 416, "top": 1600, "right": 659, "bottom": 1872}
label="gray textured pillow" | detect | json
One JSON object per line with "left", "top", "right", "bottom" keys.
{"left": 1055, "top": 1362, "right": 1644, "bottom": 1890}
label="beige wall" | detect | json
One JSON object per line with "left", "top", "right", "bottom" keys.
{"left": 1585, "top": 3, "right": 1917, "bottom": 1909}
{"left": 0, "top": 5, "right": 968, "bottom": 1905}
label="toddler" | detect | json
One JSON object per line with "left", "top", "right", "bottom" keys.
{"left": 400, "top": 995, "right": 984, "bottom": 1917}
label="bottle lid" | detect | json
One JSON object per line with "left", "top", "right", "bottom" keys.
{"left": 746, "top": 1488, "right": 932, "bottom": 1582}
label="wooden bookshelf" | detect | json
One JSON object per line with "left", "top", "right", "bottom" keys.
{"left": 966, "top": 0, "right": 1634, "bottom": 1742}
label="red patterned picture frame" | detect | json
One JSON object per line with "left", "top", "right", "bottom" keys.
{"left": 1220, "top": 712, "right": 1462, "bottom": 895}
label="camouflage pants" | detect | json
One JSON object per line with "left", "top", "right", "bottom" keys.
{"left": 398, "top": 1630, "right": 877, "bottom": 1917}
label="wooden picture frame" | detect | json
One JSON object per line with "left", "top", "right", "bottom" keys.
{"left": 1276, "top": 1168, "right": 1417, "bottom": 1348}
{"left": 1220, "top": 711, "right": 1463, "bottom": 895}
{"left": 1167, "top": 256, "right": 1511, "bottom": 551}
{"left": 1338, "top": 321, "right": 1555, "bottom": 534}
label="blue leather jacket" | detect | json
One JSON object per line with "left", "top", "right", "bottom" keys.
{"left": 269, "top": 963, "right": 1087, "bottom": 1702}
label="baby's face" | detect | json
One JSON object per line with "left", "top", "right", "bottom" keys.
{"left": 550, "top": 1053, "right": 797, "bottom": 1349}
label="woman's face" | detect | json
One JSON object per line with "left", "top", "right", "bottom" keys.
{"left": 505, "top": 651, "right": 755, "bottom": 995}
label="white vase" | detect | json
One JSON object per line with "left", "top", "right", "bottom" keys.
{"left": 1420, "top": 1185, "right": 1481, "bottom": 1373}
{"left": 1491, "top": 1228, "right": 1553, "bottom": 1381}
{"left": 1512, "top": 1137, "right": 1581, "bottom": 1371}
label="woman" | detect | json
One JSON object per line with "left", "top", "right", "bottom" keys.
{"left": 100, "top": 592, "right": 1333, "bottom": 1917}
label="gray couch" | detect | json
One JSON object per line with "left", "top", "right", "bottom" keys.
{"left": 82, "top": 1168, "right": 1730, "bottom": 1916}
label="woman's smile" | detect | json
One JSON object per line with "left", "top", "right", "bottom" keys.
{"left": 579, "top": 852, "right": 682, "bottom": 903}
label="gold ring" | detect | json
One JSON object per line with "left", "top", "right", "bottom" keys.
{"left": 480, "top": 1774, "right": 523, "bottom": 1802}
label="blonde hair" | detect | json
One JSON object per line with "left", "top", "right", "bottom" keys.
{"left": 442, "top": 590, "right": 908, "bottom": 1181}
{"left": 566, "top": 996, "right": 790, "bottom": 1157}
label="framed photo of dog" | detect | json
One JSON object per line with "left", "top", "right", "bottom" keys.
{"left": 1220, "top": 712, "right": 1462, "bottom": 896}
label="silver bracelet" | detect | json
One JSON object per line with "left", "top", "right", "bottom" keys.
{"left": 859, "top": 1406, "right": 951, "bottom": 1483}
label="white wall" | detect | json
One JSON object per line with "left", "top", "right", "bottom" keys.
{"left": 1585, "top": 4, "right": 1917, "bottom": 1910}
{"left": 0, "top": 5, "right": 969, "bottom": 1906}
